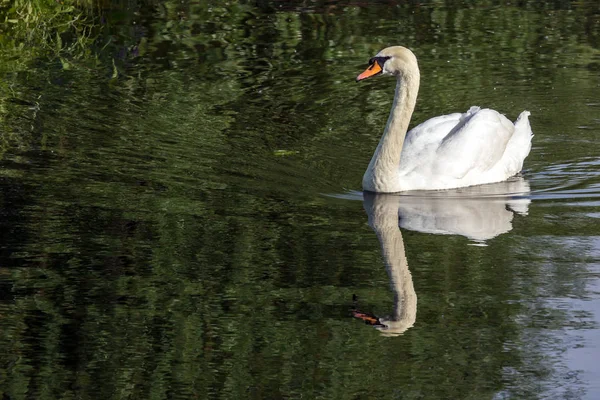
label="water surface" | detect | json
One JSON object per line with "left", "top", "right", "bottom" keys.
{"left": 1, "top": 1, "right": 599, "bottom": 399}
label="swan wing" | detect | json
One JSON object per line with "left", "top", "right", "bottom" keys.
{"left": 433, "top": 108, "right": 514, "bottom": 179}
{"left": 398, "top": 109, "right": 472, "bottom": 174}
{"left": 399, "top": 107, "right": 522, "bottom": 187}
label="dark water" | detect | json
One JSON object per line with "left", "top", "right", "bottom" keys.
{"left": 1, "top": 1, "right": 600, "bottom": 399}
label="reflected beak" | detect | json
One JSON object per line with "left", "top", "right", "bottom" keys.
{"left": 356, "top": 61, "right": 382, "bottom": 82}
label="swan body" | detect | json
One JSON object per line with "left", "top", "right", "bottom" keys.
{"left": 357, "top": 46, "right": 533, "bottom": 193}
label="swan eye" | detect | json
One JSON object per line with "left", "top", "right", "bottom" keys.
{"left": 368, "top": 56, "right": 390, "bottom": 68}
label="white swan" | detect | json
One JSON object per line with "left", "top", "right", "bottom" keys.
{"left": 357, "top": 46, "right": 533, "bottom": 193}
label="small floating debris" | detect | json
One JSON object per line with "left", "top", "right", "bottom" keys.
{"left": 273, "top": 150, "right": 299, "bottom": 156}
{"left": 469, "top": 241, "right": 488, "bottom": 247}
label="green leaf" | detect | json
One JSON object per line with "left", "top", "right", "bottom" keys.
{"left": 273, "top": 150, "right": 299, "bottom": 157}
{"left": 111, "top": 58, "right": 118, "bottom": 79}
{"left": 60, "top": 57, "right": 70, "bottom": 70}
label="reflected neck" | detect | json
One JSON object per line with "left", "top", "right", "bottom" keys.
{"left": 367, "top": 194, "right": 417, "bottom": 335}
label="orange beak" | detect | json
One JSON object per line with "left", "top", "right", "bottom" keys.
{"left": 356, "top": 61, "right": 382, "bottom": 82}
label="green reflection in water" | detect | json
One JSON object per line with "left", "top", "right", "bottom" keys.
{"left": 0, "top": 0, "right": 599, "bottom": 399}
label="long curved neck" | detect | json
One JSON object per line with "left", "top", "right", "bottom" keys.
{"left": 365, "top": 71, "right": 420, "bottom": 191}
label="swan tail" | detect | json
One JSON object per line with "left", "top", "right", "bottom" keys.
{"left": 506, "top": 111, "right": 533, "bottom": 172}
{"left": 514, "top": 110, "right": 533, "bottom": 152}
{"left": 515, "top": 111, "right": 532, "bottom": 134}
{"left": 493, "top": 111, "right": 533, "bottom": 178}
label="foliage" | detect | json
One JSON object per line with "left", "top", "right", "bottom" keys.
{"left": 0, "top": 0, "right": 101, "bottom": 70}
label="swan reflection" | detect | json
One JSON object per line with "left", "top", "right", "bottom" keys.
{"left": 356, "top": 177, "right": 530, "bottom": 336}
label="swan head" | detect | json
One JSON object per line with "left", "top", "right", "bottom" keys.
{"left": 356, "top": 46, "right": 419, "bottom": 82}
